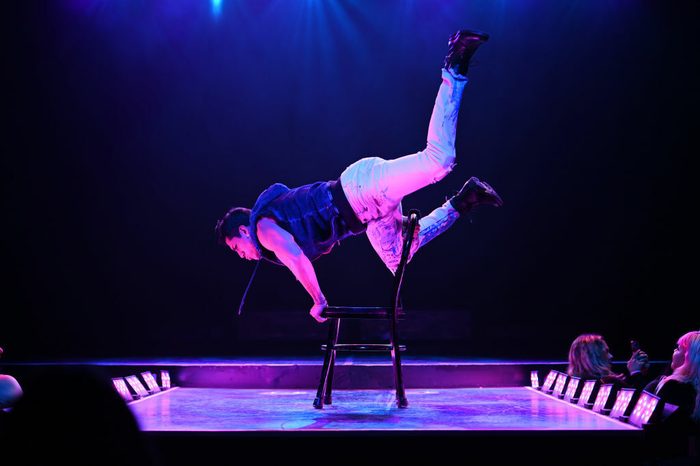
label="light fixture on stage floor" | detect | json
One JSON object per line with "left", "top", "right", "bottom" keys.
{"left": 541, "top": 370, "right": 558, "bottom": 393}
{"left": 628, "top": 390, "right": 661, "bottom": 427}
{"left": 141, "top": 371, "right": 161, "bottom": 394}
{"left": 576, "top": 380, "right": 597, "bottom": 407}
{"left": 112, "top": 377, "right": 133, "bottom": 402}
{"left": 530, "top": 370, "right": 539, "bottom": 389}
{"left": 553, "top": 372, "right": 568, "bottom": 398}
{"left": 563, "top": 376, "right": 580, "bottom": 402}
{"left": 126, "top": 375, "right": 150, "bottom": 399}
{"left": 160, "top": 370, "right": 171, "bottom": 389}
{"left": 592, "top": 384, "right": 613, "bottom": 414}
{"left": 609, "top": 388, "right": 635, "bottom": 420}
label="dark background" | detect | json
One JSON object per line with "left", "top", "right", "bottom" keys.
{"left": 2, "top": 0, "right": 697, "bottom": 361}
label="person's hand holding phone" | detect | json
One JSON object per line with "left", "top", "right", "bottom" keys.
{"left": 627, "top": 340, "right": 650, "bottom": 375}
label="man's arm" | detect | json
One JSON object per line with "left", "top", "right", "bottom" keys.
{"left": 256, "top": 217, "right": 328, "bottom": 322}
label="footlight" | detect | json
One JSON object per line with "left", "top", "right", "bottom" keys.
{"left": 541, "top": 370, "right": 558, "bottom": 394}
{"left": 553, "top": 372, "right": 569, "bottom": 398}
{"left": 609, "top": 388, "right": 635, "bottom": 420}
{"left": 160, "top": 370, "right": 171, "bottom": 389}
{"left": 563, "top": 376, "right": 580, "bottom": 402}
{"left": 112, "top": 377, "right": 133, "bottom": 402}
{"left": 141, "top": 371, "right": 161, "bottom": 394}
{"left": 576, "top": 380, "right": 597, "bottom": 407}
{"left": 628, "top": 391, "right": 661, "bottom": 427}
{"left": 126, "top": 375, "right": 150, "bottom": 399}
{"left": 530, "top": 371, "right": 539, "bottom": 389}
{"left": 592, "top": 384, "right": 613, "bottom": 414}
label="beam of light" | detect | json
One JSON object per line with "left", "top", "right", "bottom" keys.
{"left": 211, "top": 0, "right": 223, "bottom": 18}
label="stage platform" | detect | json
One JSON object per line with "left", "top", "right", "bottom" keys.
{"left": 131, "top": 386, "right": 637, "bottom": 432}
{"left": 4, "top": 357, "right": 670, "bottom": 464}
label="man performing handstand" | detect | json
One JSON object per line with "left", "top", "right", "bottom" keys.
{"left": 215, "top": 30, "right": 503, "bottom": 323}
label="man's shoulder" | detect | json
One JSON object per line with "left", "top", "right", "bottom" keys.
{"left": 256, "top": 216, "right": 299, "bottom": 255}
{"left": 259, "top": 183, "right": 290, "bottom": 199}
{"left": 252, "top": 183, "right": 291, "bottom": 211}
{"left": 256, "top": 216, "right": 291, "bottom": 240}
{"left": 256, "top": 216, "right": 279, "bottom": 229}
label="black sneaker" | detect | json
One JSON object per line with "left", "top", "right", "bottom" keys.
{"left": 443, "top": 29, "right": 490, "bottom": 76}
{"left": 449, "top": 176, "right": 503, "bottom": 214}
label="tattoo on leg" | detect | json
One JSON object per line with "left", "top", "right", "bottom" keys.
{"left": 418, "top": 209, "right": 459, "bottom": 248}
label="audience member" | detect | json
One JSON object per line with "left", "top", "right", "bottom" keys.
{"left": 0, "top": 346, "right": 23, "bottom": 410}
{"left": 643, "top": 330, "right": 700, "bottom": 463}
{"left": 567, "top": 333, "right": 650, "bottom": 389}
{"left": 4, "top": 366, "right": 159, "bottom": 466}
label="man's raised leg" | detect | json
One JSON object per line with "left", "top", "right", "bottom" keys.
{"left": 416, "top": 177, "right": 504, "bottom": 249}
{"left": 346, "top": 31, "right": 499, "bottom": 273}
{"left": 377, "top": 30, "right": 490, "bottom": 202}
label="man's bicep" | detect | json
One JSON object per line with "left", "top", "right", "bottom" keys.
{"left": 257, "top": 218, "right": 302, "bottom": 258}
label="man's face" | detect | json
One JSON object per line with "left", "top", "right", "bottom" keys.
{"left": 225, "top": 227, "right": 261, "bottom": 261}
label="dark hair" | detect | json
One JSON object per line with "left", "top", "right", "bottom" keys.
{"left": 215, "top": 207, "right": 251, "bottom": 245}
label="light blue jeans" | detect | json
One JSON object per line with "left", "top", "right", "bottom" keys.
{"left": 340, "top": 69, "right": 467, "bottom": 273}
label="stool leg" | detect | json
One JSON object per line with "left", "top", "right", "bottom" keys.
{"left": 324, "top": 320, "right": 341, "bottom": 405}
{"left": 313, "top": 318, "right": 339, "bottom": 409}
{"left": 390, "top": 318, "right": 408, "bottom": 408}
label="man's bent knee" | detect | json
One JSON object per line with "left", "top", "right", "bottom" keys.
{"left": 421, "top": 146, "right": 456, "bottom": 183}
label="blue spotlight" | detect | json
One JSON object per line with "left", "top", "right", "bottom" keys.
{"left": 211, "top": 0, "right": 223, "bottom": 17}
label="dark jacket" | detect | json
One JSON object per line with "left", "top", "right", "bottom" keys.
{"left": 644, "top": 377, "right": 697, "bottom": 427}
{"left": 249, "top": 181, "right": 364, "bottom": 265}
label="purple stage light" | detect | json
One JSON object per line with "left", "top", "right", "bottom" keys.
{"left": 160, "top": 370, "right": 171, "bottom": 389}
{"left": 563, "top": 376, "right": 580, "bottom": 402}
{"left": 541, "top": 370, "right": 557, "bottom": 393}
{"left": 112, "top": 377, "right": 133, "bottom": 402}
{"left": 553, "top": 372, "right": 568, "bottom": 398}
{"left": 530, "top": 371, "right": 539, "bottom": 388}
{"left": 609, "top": 388, "right": 635, "bottom": 419}
{"left": 628, "top": 390, "right": 660, "bottom": 427}
{"left": 126, "top": 375, "right": 150, "bottom": 399}
{"left": 577, "top": 380, "right": 597, "bottom": 407}
{"left": 141, "top": 371, "right": 161, "bottom": 393}
{"left": 592, "top": 384, "right": 613, "bottom": 413}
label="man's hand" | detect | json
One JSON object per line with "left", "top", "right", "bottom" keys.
{"left": 310, "top": 302, "right": 327, "bottom": 323}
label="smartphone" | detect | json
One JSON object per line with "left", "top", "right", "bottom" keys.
{"left": 630, "top": 340, "right": 640, "bottom": 352}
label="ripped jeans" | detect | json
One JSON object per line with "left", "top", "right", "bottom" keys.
{"left": 339, "top": 69, "right": 467, "bottom": 273}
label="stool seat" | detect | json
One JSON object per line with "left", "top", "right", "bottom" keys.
{"left": 322, "top": 306, "right": 405, "bottom": 319}
{"left": 321, "top": 343, "right": 407, "bottom": 352}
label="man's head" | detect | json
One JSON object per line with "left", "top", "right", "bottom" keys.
{"left": 215, "top": 207, "right": 261, "bottom": 261}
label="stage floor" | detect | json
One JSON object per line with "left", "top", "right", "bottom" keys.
{"left": 130, "top": 386, "right": 637, "bottom": 432}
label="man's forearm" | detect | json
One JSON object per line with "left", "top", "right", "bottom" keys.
{"left": 285, "top": 254, "right": 326, "bottom": 305}
{"left": 255, "top": 217, "right": 327, "bottom": 306}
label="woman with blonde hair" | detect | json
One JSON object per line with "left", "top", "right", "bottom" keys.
{"left": 645, "top": 330, "right": 700, "bottom": 424}
{"left": 643, "top": 331, "right": 700, "bottom": 461}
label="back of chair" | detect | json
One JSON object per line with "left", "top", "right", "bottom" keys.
{"left": 391, "top": 209, "right": 420, "bottom": 322}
